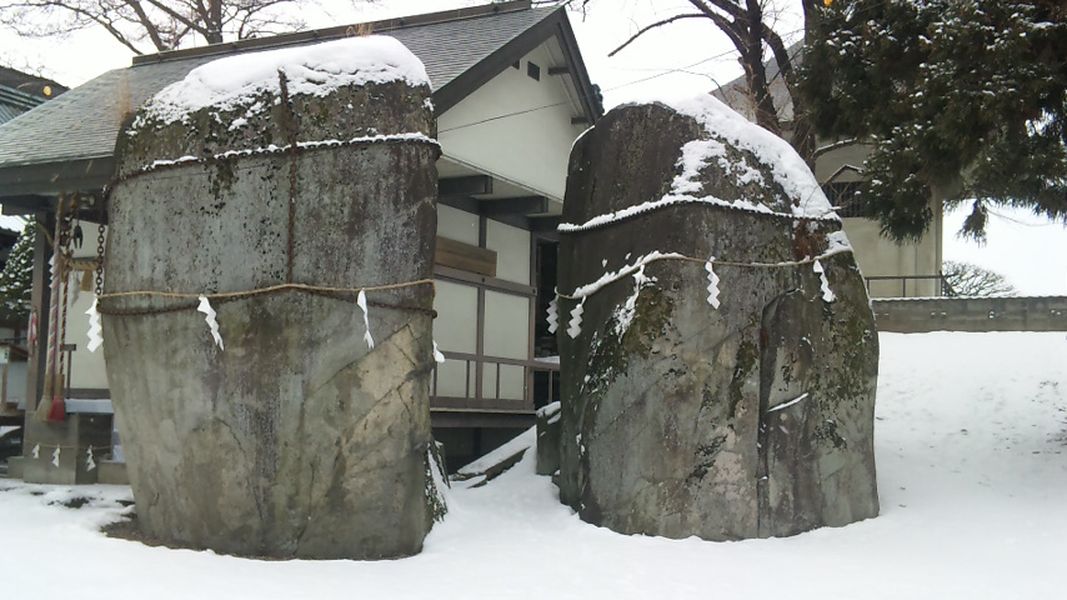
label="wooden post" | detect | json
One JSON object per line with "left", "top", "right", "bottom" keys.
{"left": 24, "top": 209, "right": 53, "bottom": 413}
{"left": 526, "top": 233, "right": 538, "bottom": 409}
{"left": 474, "top": 215, "right": 487, "bottom": 404}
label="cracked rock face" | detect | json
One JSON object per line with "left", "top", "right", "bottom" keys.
{"left": 556, "top": 101, "right": 879, "bottom": 540}
{"left": 103, "top": 74, "right": 442, "bottom": 559}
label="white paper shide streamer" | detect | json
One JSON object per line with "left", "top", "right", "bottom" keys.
{"left": 51, "top": 447, "right": 61, "bottom": 468}
{"left": 432, "top": 340, "right": 445, "bottom": 364}
{"left": 705, "top": 256, "right": 721, "bottom": 309}
{"left": 31, "top": 443, "right": 40, "bottom": 459}
{"left": 85, "top": 446, "right": 96, "bottom": 471}
{"left": 197, "top": 295, "right": 225, "bottom": 350}
{"left": 85, "top": 297, "right": 103, "bottom": 352}
{"left": 357, "top": 290, "right": 375, "bottom": 350}
{"left": 546, "top": 293, "right": 559, "bottom": 334}
{"left": 567, "top": 297, "right": 585, "bottom": 339}
{"left": 813, "top": 260, "right": 836, "bottom": 303}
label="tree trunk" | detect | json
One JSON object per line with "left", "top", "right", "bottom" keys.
{"left": 206, "top": 0, "right": 224, "bottom": 44}
{"left": 743, "top": 0, "right": 782, "bottom": 136}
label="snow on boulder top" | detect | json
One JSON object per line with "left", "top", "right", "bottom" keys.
{"left": 654, "top": 93, "right": 836, "bottom": 221}
{"left": 140, "top": 35, "right": 430, "bottom": 125}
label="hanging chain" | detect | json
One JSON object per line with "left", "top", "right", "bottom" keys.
{"left": 95, "top": 209, "right": 105, "bottom": 297}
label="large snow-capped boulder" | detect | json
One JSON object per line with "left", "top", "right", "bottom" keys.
{"left": 555, "top": 95, "right": 879, "bottom": 540}
{"left": 102, "top": 36, "right": 445, "bottom": 559}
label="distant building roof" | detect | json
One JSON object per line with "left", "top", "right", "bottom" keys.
{"left": 0, "top": 65, "right": 66, "bottom": 126}
{"left": 0, "top": 0, "right": 601, "bottom": 196}
{"left": 0, "top": 65, "right": 67, "bottom": 101}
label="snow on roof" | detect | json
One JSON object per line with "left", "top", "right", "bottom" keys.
{"left": 0, "top": 214, "right": 26, "bottom": 233}
{"left": 660, "top": 93, "right": 836, "bottom": 220}
{"left": 140, "top": 35, "right": 430, "bottom": 125}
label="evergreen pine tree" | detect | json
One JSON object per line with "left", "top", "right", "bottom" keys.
{"left": 0, "top": 218, "right": 35, "bottom": 322}
{"left": 800, "top": 0, "right": 1067, "bottom": 240}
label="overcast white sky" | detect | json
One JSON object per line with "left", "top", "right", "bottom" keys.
{"left": 0, "top": 0, "right": 1063, "bottom": 294}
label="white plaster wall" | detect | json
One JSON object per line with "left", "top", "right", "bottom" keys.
{"left": 818, "top": 141, "right": 944, "bottom": 297}
{"left": 482, "top": 364, "right": 525, "bottom": 402}
{"left": 843, "top": 217, "right": 941, "bottom": 297}
{"left": 4, "top": 361, "right": 26, "bottom": 407}
{"left": 432, "top": 280, "right": 477, "bottom": 399}
{"left": 66, "top": 227, "right": 108, "bottom": 391}
{"left": 434, "top": 280, "right": 478, "bottom": 353}
{"left": 437, "top": 204, "right": 479, "bottom": 246}
{"left": 434, "top": 358, "right": 470, "bottom": 399}
{"left": 485, "top": 219, "right": 530, "bottom": 285}
{"left": 483, "top": 291, "right": 529, "bottom": 360}
{"left": 482, "top": 291, "right": 529, "bottom": 401}
{"left": 437, "top": 40, "right": 586, "bottom": 201}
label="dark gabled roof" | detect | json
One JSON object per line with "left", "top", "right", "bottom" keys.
{"left": 0, "top": 85, "right": 45, "bottom": 123}
{"left": 0, "top": 1, "right": 601, "bottom": 196}
{"left": 0, "top": 66, "right": 66, "bottom": 127}
{"left": 0, "top": 66, "right": 67, "bottom": 100}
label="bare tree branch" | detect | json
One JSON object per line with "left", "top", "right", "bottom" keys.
{"left": 140, "top": 0, "right": 213, "bottom": 40}
{"left": 687, "top": 0, "right": 744, "bottom": 50}
{"left": 608, "top": 13, "right": 707, "bottom": 57}
{"left": 942, "top": 261, "right": 1016, "bottom": 297}
{"left": 0, "top": 0, "right": 303, "bottom": 52}
{"left": 123, "top": 0, "right": 166, "bottom": 51}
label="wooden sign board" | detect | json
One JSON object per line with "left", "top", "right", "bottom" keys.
{"left": 435, "top": 236, "right": 497, "bottom": 278}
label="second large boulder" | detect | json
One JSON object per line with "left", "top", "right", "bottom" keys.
{"left": 555, "top": 95, "right": 879, "bottom": 540}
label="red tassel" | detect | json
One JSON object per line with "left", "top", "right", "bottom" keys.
{"left": 46, "top": 395, "right": 66, "bottom": 422}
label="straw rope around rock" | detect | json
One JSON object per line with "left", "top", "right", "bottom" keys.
{"left": 110, "top": 132, "right": 441, "bottom": 192}
{"left": 555, "top": 247, "right": 853, "bottom": 301}
{"left": 97, "top": 279, "right": 438, "bottom": 318}
{"left": 555, "top": 196, "right": 842, "bottom": 236}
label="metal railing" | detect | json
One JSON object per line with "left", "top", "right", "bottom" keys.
{"left": 865, "top": 274, "right": 956, "bottom": 298}
{"left": 431, "top": 350, "right": 559, "bottom": 413}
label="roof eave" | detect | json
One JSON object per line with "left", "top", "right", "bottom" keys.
{"left": 0, "top": 156, "right": 113, "bottom": 198}
{"left": 552, "top": 9, "right": 603, "bottom": 121}
{"left": 434, "top": 7, "right": 602, "bottom": 121}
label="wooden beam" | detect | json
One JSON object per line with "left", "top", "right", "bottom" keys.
{"left": 1, "top": 195, "right": 55, "bottom": 215}
{"left": 548, "top": 66, "right": 570, "bottom": 76}
{"left": 430, "top": 409, "right": 536, "bottom": 429}
{"left": 479, "top": 196, "right": 548, "bottom": 216}
{"left": 0, "top": 158, "right": 114, "bottom": 197}
{"left": 530, "top": 216, "right": 561, "bottom": 233}
{"left": 434, "top": 265, "right": 536, "bottom": 297}
{"left": 438, "top": 195, "right": 480, "bottom": 214}
{"left": 439, "top": 175, "right": 493, "bottom": 197}
{"left": 434, "top": 236, "right": 497, "bottom": 278}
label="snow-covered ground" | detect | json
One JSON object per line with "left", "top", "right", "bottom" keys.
{"left": 1, "top": 331, "right": 1064, "bottom": 599}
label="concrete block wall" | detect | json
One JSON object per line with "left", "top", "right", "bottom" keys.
{"left": 873, "top": 296, "right": 1067, "bottom": 333}
{"left": 19, "top": 413, "right": 113, "bottom": 484}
